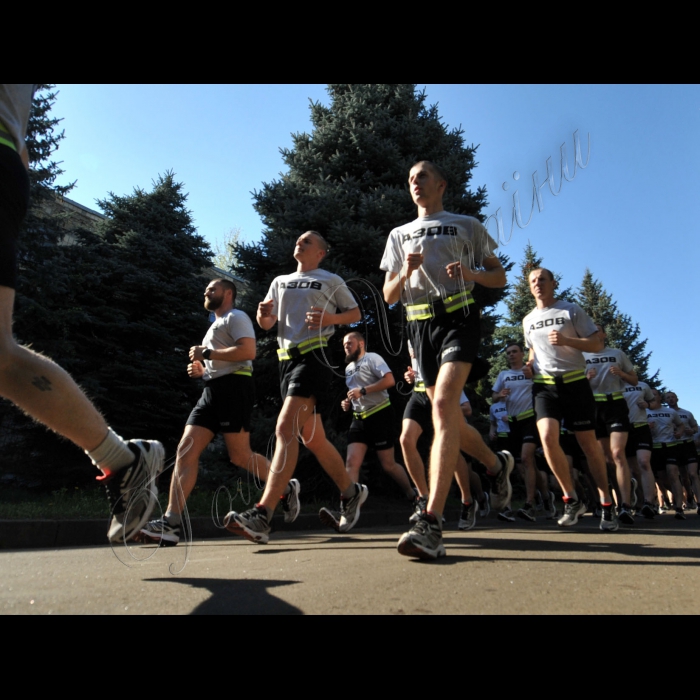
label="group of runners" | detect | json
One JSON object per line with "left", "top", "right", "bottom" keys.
{"left": 2, "top": 85, "right": 696, "bottom": 563}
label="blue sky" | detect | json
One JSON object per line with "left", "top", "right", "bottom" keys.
{"left": 52, "top": 84, "right": 700, "bottom": 417}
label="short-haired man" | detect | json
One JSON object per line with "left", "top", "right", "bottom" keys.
{"left": 622, "top": 378, "right": 657, "bottom": 518}
{"left": 381, "top": 160, "right": 513, "bottom": 560}
{"left": 492, "top": 343, "right": 557, "bottom": 522}
{"left": 401, "top": 342, "right": 488, "bottom": 530}
{"left": 141, "top": 279, "right": 297, "bottom": 546}
{"left": 663, "top": 392, "right": 699, "bottom": 513}
{"left": 523, "top": 268, "right": 619, "bottom": 531}
{"left": 225, "top": 231, "right": 366, "bottom": 543}
{"left": 0, "top": 85, "right": 163, "bottom": 544}
{"left": 647, "top": 389, "right": 686, "bottom": 519}
{"left": 340, "top": 331, "right": 416, "bottom": 505}
{"left": 583, "top": 325, "right": 638, "bottom": 524}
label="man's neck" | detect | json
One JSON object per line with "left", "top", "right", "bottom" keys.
{"left": 297, "top": 261, "right": 319, "bottom": 273}
{"left": 536, "top": 295, "right": 556, "bottom": 309}
{"left": 509, "top": 362, "right": 524, "bottom": 370}
{"left": 416, "top": 202, "right": 444, "bottom": 218}
{"left": 214, "top": 304, "right": 233, "bottom": 319}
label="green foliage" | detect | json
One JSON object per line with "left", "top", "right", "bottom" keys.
{"left": 1, "top": 79, "right": 214, "bottom": 489}
{"left": 232, "top": 84, "right": 505, "bottom": 486}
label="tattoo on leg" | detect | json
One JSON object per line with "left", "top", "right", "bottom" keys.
{"left": 31, "top": 375, "right": 52, "bottom": 391}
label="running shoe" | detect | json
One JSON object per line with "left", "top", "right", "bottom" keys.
{"left": 140, "top": 517, "right": 180, "bottom": 547}
{"left": 490, "top": 451, "right": 515, "bottom": 511}
{"left": 497, "top": 507, "right": 516, "bottom": 522}
{"left": 397, "top": 514, "right": 445, "bottom": 560}
{"left": 410, "top": 495, "right": 428, "bottom": 524}
{"left": 640, "top": 502, "right": 656, "bottom": 519}
{"left": 675, "top": 508, "right": 686, "bottom": 521}
{"left": 545, "top": 492, "right": 558, "bottom": 520}
{"left": 318, "top": 507, "right": 341, "bottom": 532}
{"left": 224, "top": 504, "right": 271, "bottom": 544}
{"left": 517, "top": 502, "right": 536, "bottom": 522}
{"left": 103, "top": 439, "right": 164, "bottom": 543}
{"left": 478, "top": 492, "right": 491, "bottom": 518}
{"left": 458, "top": 501, "right": 477, "bottom": 531}
{"left": 557, "top": 499, "right": 587, "bottom": 527}
{"left": 618, "top": 504, "right": 635, "bottom": 525}
{"left": 339, "top": 483, "right": 368, "bottom": 533}
{"left": 281, "top": 478, "right": 301, "bottom": 523}
{"left": 600, "top": 505, "right": 620, "bottom": 532}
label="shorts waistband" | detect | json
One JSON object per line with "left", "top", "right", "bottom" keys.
{"left": 653, "top": 442, "right": 679, "bottom": 449}
{"left": 533, "top": 370, "right": 586, "bottom": 385}
{"left": 277, "top": 337, "right": 328, "bottom": 361}
{"left": 413, "top": 380, "right": 426, "bottom": 393}
{"left": 508, "top": 408, "right": 535, "bottom": 422}
{"left": 497, "top": 431, "right": 509, "bottom": 438}
{"left": 353, "top": 399, "right": 391, "bottom": 420}
{"left": 405, "top": 290, "right": 474, "bottom": 322}
{"left": 593, "top": 392, "right": 624, "bottom": 402}
{"left": 633, "top": 421, "right": 649, "bottom": 429}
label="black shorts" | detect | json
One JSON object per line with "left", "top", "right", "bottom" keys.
{"left": 348, "top": 404, "right": 397, "bottom": 451}
{"left": 593, "top": 397, "right": 631, "bottom": 439}
{"left": 533, "top": 377, "right": 596, "bottom": 432}
{"left": 625, "top": 423, "right": 653, "bottom": 457}
{"left": 186, "top": 373, "right": 254, "bottom": 434}
{"left": 677, "top": 440, "right": 699, "bottom": 466}
{"left": 408, "top": 306, "right": 480, "bottom": 389}
{"left": 403, "top": 390, "right": 432, "bottom": 435}
{"left": 650, "top": 443, "right": 680, "bottom": 474}
{"left": 508, "top": 414, "right": 539, "bottom": 451}
{"left": 0, "top": 145, "right": 30, "bottom": 290}
{"left": 495, "top": 433, "right": 511, "bottom": 453}
{"left": 279, "top": 352, "right": 332, "bottom": 416}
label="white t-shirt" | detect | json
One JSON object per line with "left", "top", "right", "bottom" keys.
{"left": 492, "top": 367, "right": 533, "bottom": 417}
{"left": 380, "top": 211, "right": 498, "bottom": 306}
{"left": 202, "top": 309, "right": 255, "bottom": 381}
{"left": 345, "top": 352, "right": 392, "bottom": 413}
{"left": 623, "top": 381, "right": 654, "bottom": 423}
{"left": 523, "top": 300, "right": 597, "bottom": 376}
{"left": 583, "top": 347, "right": 634, "bottom": 394}
{"left": 265, "top": 267, "right": 358, "bottom": 349}
{"left": 646, "top": 407, "right": 683, "bottom": 444}
{"left": 490, "top": 400, "right": 510, "bottom": 433}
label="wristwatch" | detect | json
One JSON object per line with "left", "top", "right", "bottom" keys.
{"left": 202, "top": 348, "right": 212, "bottom": 360}
{"left": 360, "top": 387, "right": 367, "bottom": 396}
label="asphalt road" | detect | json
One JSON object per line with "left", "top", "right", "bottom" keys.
{"left": 2, "top": 512, "right": 699, "bottom": 615}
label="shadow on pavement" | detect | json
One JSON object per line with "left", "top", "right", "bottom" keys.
{"left": 147, "top": 577, "right": 302, "bottom": 615}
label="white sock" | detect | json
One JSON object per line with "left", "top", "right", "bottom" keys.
{"left": 87, "top": 428, "right": 133, "bottom": 473}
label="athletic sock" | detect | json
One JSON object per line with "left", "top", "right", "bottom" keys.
{"left": 164, "top": 511, "right": 181, "bottom": 526}
{"left": 87, "top": 428, "right": 134, "bottom": 474}
{"left": 341, "top": 483, "right": 357, "bottom": 500}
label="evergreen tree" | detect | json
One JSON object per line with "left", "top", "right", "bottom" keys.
{"left": 233, "top": 84, "right": 508, "bottom": 496}
{"left": 576, "top": 269, "right": 658, "bottom": 383}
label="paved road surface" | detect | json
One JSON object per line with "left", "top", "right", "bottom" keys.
{"left": 2, "top": 515, "right": 699, "bottom": 614}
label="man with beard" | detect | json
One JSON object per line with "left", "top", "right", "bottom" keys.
{"left": 340, "top": 332, "right": 416, "bottom": 506}
{"left": 225, "top": 231, "right": 366, "bottom": 543}
{"left": 141, "top": 279, "right": 298, "bottom": 546}
{"left": 0, "top": 85, "right": 163, "bottom": 545}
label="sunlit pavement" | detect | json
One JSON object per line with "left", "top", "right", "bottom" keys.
{"left": 2, "top": 514, "right": 699, "bottom": 615}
